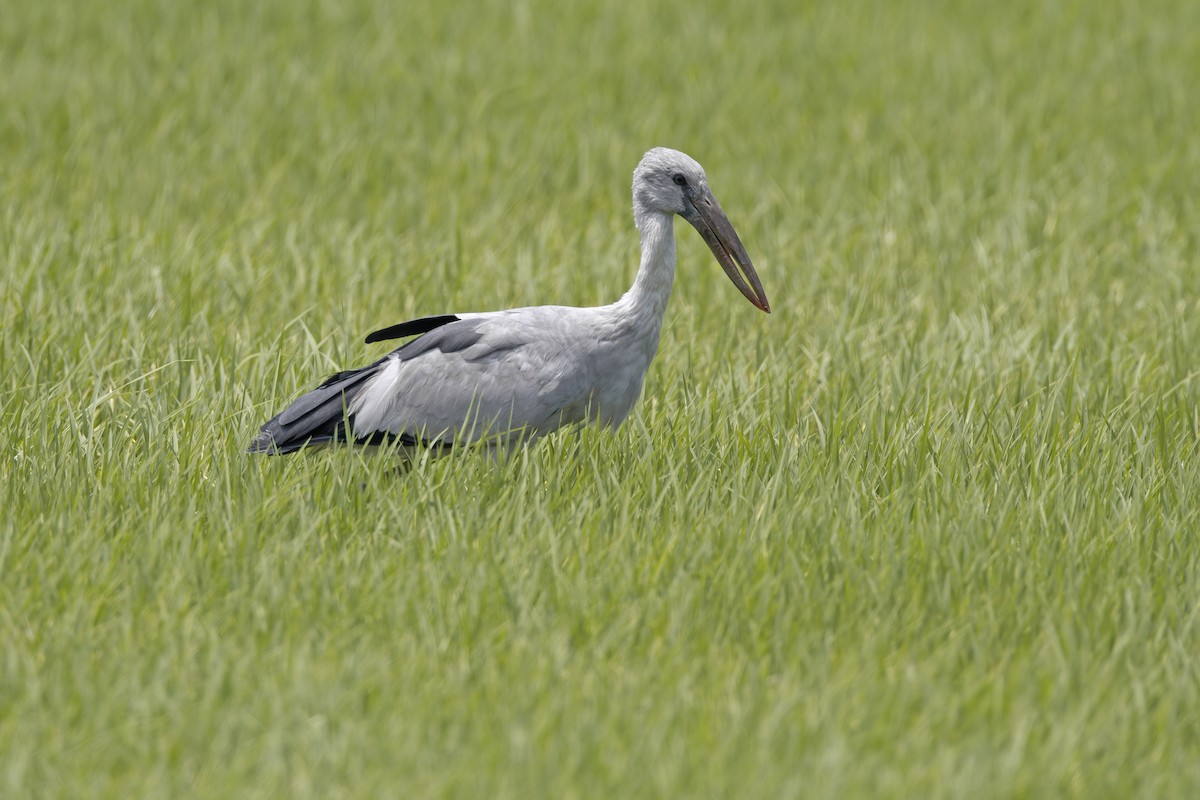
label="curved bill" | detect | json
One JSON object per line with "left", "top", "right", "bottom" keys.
{"left": 683, "top": 188, "right": 771, "bottom": 313}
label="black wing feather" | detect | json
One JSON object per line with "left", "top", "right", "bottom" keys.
{"left": 247, "top": 357, "right": 387, "bottom": 454}
{"left": 364, "top": 314, "right": 460, "bottom": 344}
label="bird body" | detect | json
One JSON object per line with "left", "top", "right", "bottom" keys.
{"left": 249, "top": 148, "right": 769, "bottom": 456}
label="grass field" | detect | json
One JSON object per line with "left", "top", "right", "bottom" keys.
{"left": 3, "top": 0, "right": 1200, "bottom": 796}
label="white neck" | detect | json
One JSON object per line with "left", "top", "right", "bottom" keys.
{"left": 614, "top": 209, "right": 676, "bottom": 335}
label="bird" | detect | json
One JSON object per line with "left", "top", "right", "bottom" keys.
{"left": 248, "top": 147, "right": 770, "bottom": 457}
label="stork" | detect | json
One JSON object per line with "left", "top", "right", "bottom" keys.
{"left": 248, "top": 148, "right": 770, "bottom": 457}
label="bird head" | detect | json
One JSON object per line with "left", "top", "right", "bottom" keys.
{"left": 634, "top": 148, "right": 771, "bottom": 313}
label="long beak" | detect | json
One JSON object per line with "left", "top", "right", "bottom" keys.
{"left": 684, "top": 188, "right": 771, "bottom": 313}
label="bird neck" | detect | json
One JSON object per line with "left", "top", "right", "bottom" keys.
{"left": 618, "top": 209, "right": 676, "bottom": 324}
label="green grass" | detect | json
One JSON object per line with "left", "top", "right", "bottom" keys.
{"left": 3, "top": 0, "right": 1200, "bottom": 796}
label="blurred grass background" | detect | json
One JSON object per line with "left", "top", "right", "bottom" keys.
{"left": 2, "top": 0, "right": 1200, "bottom": 797}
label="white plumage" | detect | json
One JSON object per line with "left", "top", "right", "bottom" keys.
{"left": 249, "top": 148, "right": 770, "bottom": 456}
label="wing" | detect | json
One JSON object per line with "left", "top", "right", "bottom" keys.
{"left": 349, "top": 308, "right": 603, "bottom": 446}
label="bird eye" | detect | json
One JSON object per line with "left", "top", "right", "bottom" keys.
{"left": 672, "top": 173, "right": 688, "bottom": 186}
